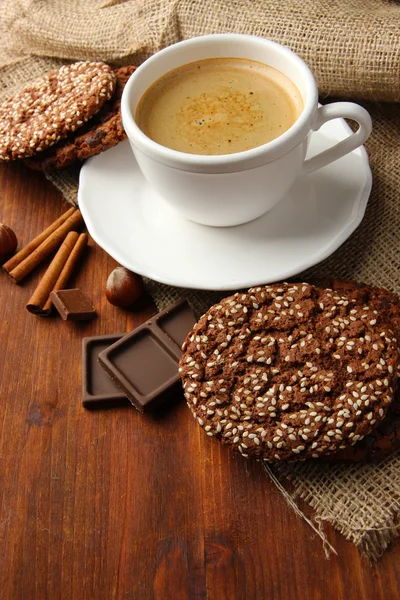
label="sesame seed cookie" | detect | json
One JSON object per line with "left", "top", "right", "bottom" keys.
{"left": 24, "top": 66, "right": 136, "bottom": 170}
{"left": 0, "top": 62, "right": 116, "bottom": 161}
{"left": 319, "top": 280, "right": 400, "bottom": 462}
{"left": 316, "top": 279, "right": 400, "bottom": 342}
{"left": 179, "top": 283, "right": 399, "bottom": 462}
{"left": 328, "top": 390, "right": 400, "bottom": 462}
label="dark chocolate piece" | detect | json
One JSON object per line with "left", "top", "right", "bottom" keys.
{"left": 98, "top": 299, "right": 196, "bottom": 411}
{"left": 157, "top": 300, "right": 198, "bottom": 348}
{"left": 82, "top": 335, "right": 131, "bottom": 409}
{"left": 50, "top": 288, "right": 96, "bottom": 320}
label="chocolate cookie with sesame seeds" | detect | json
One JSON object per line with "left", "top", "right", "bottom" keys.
{"left": 0, "top": 61, "right": 116, "bottom": 161}
{"left": 316, "top": 279, "right": 400, "bottom": 342}
{"left": 179, "top": 283, "right": 399, "bottom": 462}
{"left": 326, "top": 390, "right": 400, "bottom": 462}
{"left": 24, "top": 66, "right": 136, "bottom": 171}
{"left": 315, "top": 279, "right": 400, "bottom": 462}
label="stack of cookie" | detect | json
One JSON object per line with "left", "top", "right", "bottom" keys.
{"left": 179, "top": 280, "right": 400, "bottom": 462}
{"left": 0, "top": 61, "right": 136, "bottom": 170}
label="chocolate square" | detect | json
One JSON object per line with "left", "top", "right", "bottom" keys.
{"left": 51, "top": 288, "right": 96, "bottom": 321}
{"left": 98, "top": 300, "right": 196, "bottom": 411}
{"left": 82, "top": 334, "right": 130, "bottom": 409}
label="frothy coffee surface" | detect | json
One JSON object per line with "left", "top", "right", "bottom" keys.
{"left": 135, "top": 58, "right": 303, "bottom": 155}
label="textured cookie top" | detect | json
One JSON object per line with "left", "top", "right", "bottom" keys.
{"left": 179, "top": 283, "right": 399, "bottom": 462}
{"left": 24, "top": 65, "right": 136, "bottom": 171}
{"left": 320, "top": 279, "right": 400, "bottom": 342}
{"left": 0, "top": 62, "right": 116, "bottom": 160}
{"left": 313, "top": 279, "right": 400, "bottom": 463}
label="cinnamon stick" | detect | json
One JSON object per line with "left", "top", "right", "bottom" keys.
{"left": 6, "top": 209, "right": 83, "bottom": 284}
{"left": 42, "top": 233, "right": 88, "bottom": 313}
{"left": 26, "top": 231, "right": 79, "bottom": 315}
{"left": 3, "top": 207, "right": 75, "bottom": 274}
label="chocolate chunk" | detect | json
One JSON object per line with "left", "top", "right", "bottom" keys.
{"left": 82, "top": 335, "right": 131, "bottom": 409}
{"left": 98, "top": 300, "right": 196, "bottom": 412}
{"left": 86, "top": 129, "right": 107, "bottom": 147}
{"left": 50, "top": 288, "right": 96, "bottom": 320}
{"left": 157, "top": 301, "right": 198, "bottom": 348}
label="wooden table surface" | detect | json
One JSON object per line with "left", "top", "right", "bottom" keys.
{"left": 1, "top": 160, "right": 399, "bottom": 600}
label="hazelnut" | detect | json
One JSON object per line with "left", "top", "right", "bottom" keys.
{"left": 0, "top": 223, "right": 17, "bottom": 264}
{"left": 106, "top": 266, "right": 144, "bottom": 308}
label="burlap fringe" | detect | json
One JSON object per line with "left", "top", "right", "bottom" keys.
{"left": 265, "top": 462, "right": 400, "bottom": 561}
{"left": 263, "top": 464, "right": 338, "bottom": 559}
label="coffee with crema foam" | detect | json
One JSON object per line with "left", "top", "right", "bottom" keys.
{"left": 135, "top": 57, "right": 304, "bottom": 155}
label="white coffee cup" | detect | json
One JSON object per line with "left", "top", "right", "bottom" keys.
{"left": 121, "top": 34, "right": 372, "bottom": 227}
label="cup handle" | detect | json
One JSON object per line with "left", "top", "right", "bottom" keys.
{"left": 303, "top": 102, "right": 372, "bottom": 175}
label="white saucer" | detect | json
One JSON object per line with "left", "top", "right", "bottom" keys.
{"left": 78, "top": 121, "right": 372, "bottom": 291}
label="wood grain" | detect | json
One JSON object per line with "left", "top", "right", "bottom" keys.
{"left": 0, "top": 160, "right": 399, "bottom": 600}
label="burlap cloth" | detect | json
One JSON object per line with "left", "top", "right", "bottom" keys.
{"left": 1, "top": 0, "right": 400, "bottom": 561}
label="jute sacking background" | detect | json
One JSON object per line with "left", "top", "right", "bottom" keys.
{"left": 1, "top": 0, "right": 400, "bottom": 560}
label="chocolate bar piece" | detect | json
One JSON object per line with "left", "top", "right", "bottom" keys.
{"left": 82, "top": 334, "right": 131, "bottom": 409}
{"left": 50, "top": 288, "right": 96, "bottom": 320}
{"left": 98, "top": 299, "right": 196, "bottom": 411}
